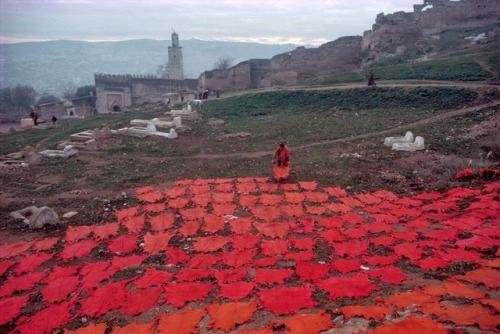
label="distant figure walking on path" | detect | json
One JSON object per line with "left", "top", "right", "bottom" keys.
{"left": 367, "top": 70, "right": 377, "bottom": 86}
{"left": 272, "top": 142, "right": 291, "bottom": 182}
{"left": 30, "top": 110, "right": 39, "bottom": 126}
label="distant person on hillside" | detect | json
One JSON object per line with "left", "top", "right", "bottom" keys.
{"left": 367, "top": 70, "right": 376, "bottom": 86}
{"left": 216, "top": 89, "right": 220, "bottom": 98}
{"left": 30, "top": 110, "right": 36, "bottom": 124}
{"left": 51, "top": 116, "right": 58, "bottom": 125}
{"left": 30, "top": 110, "right": 39, "bottom": 126}
{"left": 272, "top": 142, "right": 291, "bottom": 182}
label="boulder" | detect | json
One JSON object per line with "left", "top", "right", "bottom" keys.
{"left": 10, "top": 206, "right": 61, "bottom": 229}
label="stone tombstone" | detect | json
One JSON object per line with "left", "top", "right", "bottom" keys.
{"left": 63, "top": 145, "right": 79, "bottom": 157}
{"left": 92, "top": 128, "right": 103, "bottom": 140}
{"left": 25, "top": 152, "right": 42, "bottom": 166}
{"left": 384, "top": 131, "right": 414, "bottom": 147}
{"left": 167, "top": 128, "right": 178, "bottom": 139}
{"left": 146, "top": 122, "right": 157, "bottom": 134}
{"left": 85, "top": 139, "right": 98, "bottom": 150}
{"left": 173, "top": 116, "right": 182, "bottom": 128}
{"left": 392, "top": 136, "right": 425, "bottom": 152}
{"left": 101, "top": 126, "right": 112, "bottom": 139}
{"left": 35, "top": 143, "right": 47, "bottom": 152}
{"left": 21, "top": 118, "right": 34, "bottom": 127}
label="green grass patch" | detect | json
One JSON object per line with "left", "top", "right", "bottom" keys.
{"left": 195, "top": 86, "right": 478, "bottom": 154}
{"left": 204, "top": 87, "right": 477, "bottom": 117}
{"left": 319, "top": 72, "right": 364, "bottom": 85}
{"left": 0, "top": 108, "right": 169, "bottom": 155}
{"left": 366, "top": 58, "right": 491, "bottom": 81}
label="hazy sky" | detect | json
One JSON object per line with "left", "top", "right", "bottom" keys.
{"left": 1, "top": 0, "right": 420, "bottom": 46}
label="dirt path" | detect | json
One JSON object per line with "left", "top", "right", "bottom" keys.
{"left": 187, "top": 100, "right": 500, "bottom": 160}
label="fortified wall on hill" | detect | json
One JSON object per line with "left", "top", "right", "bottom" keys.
{"left": 199, "top": 36, "right": 362, "bottom": 93}
{"left": 200, "top": 0, "right": 499, "bottom": 92}
{"left": 362, "top": 0, "right": 500, "bottom": 52}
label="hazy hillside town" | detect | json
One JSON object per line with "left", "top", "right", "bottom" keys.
{"left": 0, "top": 0, "right": 499, "bottom": 333}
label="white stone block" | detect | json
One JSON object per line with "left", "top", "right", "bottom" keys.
{"left": 146, "top": 122, "right": 157, "bottom": 134}
{"left": 21, "top": 118, "right": 34, "bottom": 127}
{"left": 173, "top": 116, "right": 182, "bottom": 128}
{"left": 130, "top": 119, "right": 150, "bottom": 127}
{"left": 152, "top": 119, "right": 175, "bottom": 129}
{"left": 63, "top": 145, "right": 80, "bottom": 157}
{"left": 392, "top": 136, "right": 425, "bottom": 151}
{"left": 167, "top": 128, "right": 178, "bottom": 139}
{"left": 39, "top": 145, "right": 79, "bottom": 158}
{"left": 384, "top": 131, "right": 414, "bottom": 147}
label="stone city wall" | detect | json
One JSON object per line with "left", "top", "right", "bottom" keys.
{"left": 131, "top": 78, "right": 197, "bottom": 105}
{"left": 95, "top": 74, "right": 197, "bottom": 113}
{"left": 200, "top": 36, "right": 362, "bottom": 92}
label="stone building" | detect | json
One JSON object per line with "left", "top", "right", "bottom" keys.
{"left": 39, "top": 98, "right": 93, "bottom": 119}
{"left": 95, "top": 32, "right": 196, "bottom": 113}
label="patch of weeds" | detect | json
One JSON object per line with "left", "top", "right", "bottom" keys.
{"left": 143, "top": 253, "right": 166, "bottom": 266}
{"left": 457, "top": 232, "right": 474, "bottom": 240}
{"left": 479, "top": 246, "right": 498, "bottom": 257}
{"left": 314, "top": 238, "right": 332, "bottom": 262}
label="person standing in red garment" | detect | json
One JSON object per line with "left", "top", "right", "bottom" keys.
{"left": 272, "top": 142, "right": 291, "bottom": 181}
{"left": 274, "top": 142, "right": 291, "bottom": 166}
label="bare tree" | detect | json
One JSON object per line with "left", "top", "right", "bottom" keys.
{"left": 213, "top": 57, "right": 233, "bottom": 70}
{"left": 62, "top": 81, "right": 76, "bottom": 99}
{"left": 156, "top": 62, "right": 169, "bottom": 78}
{"left": 10, "top": 85, "right": 36, "bottom": 107}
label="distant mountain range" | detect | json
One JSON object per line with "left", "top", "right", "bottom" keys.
{"left": 0, "top": 39, "right": 302, "bottom": 95}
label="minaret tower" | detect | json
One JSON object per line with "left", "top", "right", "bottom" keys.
{"left": 167, "top": 31, "right": 184, "bottom": 80}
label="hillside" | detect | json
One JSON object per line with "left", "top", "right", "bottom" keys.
{"left": 0, "top": 39, "right": 300, "bottom": 95}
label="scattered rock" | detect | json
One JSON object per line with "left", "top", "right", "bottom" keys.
{"left": 62, "top": 211, "right": 79, "bottom": 219}
{"left": 208, "top": 118, "right": 225, "bottom": 126}
{"left": 221, "top": 132, "right": 251, "bottom": 139}
{"left": 69, "top": 189, "right": 90, "bottom": 195}
{"left": 340, "top": 152, "right": 362, "bottom": 158}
